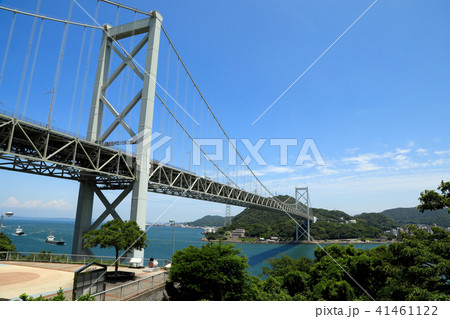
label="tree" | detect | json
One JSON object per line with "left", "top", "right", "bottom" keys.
{"left": 0, "top": 233, "right": 16, "bottom": 256}
{"left": 19, "top": 288, "right": 94, "bottom": 301}
{"left": 83, "top": 219, "right": 147, "bottom": 275}
{"left": 379, "top": 225, "right": 450, "bottom": 300}
{"left": 418, "top": 180, "right": 450, "bottom": 213}
{"left": 169, "top": 242, "right": 251, "bottom": 300}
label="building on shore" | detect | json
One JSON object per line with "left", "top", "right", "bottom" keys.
{"left": 231, "top": 229, "right": 245, "bottom": 239}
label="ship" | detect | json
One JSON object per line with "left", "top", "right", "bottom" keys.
{"left": 15, "top": 226, "right": 25, "bottom": 236}
{"left": 45, "top": 232, "right": 65, "bottom": 245}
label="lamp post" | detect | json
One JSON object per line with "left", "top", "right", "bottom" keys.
{"left": 0, "top": 212, "right": 14, "bottom": 234}
{"left": 169, "top": 219, "right": 175, "bottom": 257}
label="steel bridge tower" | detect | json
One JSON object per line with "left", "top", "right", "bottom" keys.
{"left": 72, "top": 12, "right": 163, "bottom": 265}
{"left": 224, "top": 204, "right": 231, "bottom": 226}
{"left": 295, "top": 187, "right": 311, "bottom": 241}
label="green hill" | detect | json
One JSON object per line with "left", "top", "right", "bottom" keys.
{"left": 207, "top": 196, "right": 400, "bottom": 240}
{"left": 312, "top": 208, "right": 350, "bottom": 221}
{"left": 186, "top": 215, "right": 226, "bottom": 227}
{"left": 380, "top": 207, "right": 450, "bottom": 227}
{"left": 310, "top": 212, "right": 399, "bottom": 240}
{"left": 354, "top": 212, "right": 400, "bottom": 231}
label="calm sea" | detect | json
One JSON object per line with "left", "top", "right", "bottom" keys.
{"left": 1, "top": 218, "right": 381, "bottom": 276}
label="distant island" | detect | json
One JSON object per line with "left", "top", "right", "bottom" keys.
{"left": 187, "top": 195, "right": 450, "bottom": 243}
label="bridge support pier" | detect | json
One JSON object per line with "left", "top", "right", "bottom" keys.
{"left": 71, "top": 12, "right": 163, "bottom": 266}
{"left": 72, "top": 179, "right": 95, "bottom": 256}
{"left": 295, "top": 187, "right": 311, "bottom": 242}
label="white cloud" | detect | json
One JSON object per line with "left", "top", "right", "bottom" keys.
{"left": 316, "top": 165, "right": 339, "bottom": 175}
{"left": 342, "top": 153, "right": 382, "bottom": 172}
{"left": 415, "top": 148, "right": 428, "bottom": 156}
{"left": 202, "top": 209, "right": 223, "bottom": 213}
{"left": 345, "top": 147, "right": 360, "bottom": 154}
{"left": 261, "top": 166, "right": 296, "bottom": 174}
{"left": 258, "top": 143, "right": 450, "bottom": 213}
{"left": 341, "top": 148, "right": 416, "bottom": 172}
{"left": 0, "top": 197, "right": 73, "bottom": 211}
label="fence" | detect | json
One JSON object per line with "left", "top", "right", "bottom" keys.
{"left": 0, "top": 251, "right": 170, "bottom": 268}
{"left": 90, "top": 271, "right": 169, "bottom": 301}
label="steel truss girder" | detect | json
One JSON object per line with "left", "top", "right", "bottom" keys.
{"left": 0, "top": 113, "right": 135, "bottom": 180}
{"left": 0, "top": 112, "right": 312, "bottom": 219}
{"left": 97, "top": 162, "right": 312, "bottom": 220}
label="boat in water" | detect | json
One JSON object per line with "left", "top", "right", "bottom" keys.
{"left": 45, "top": 232, "right": 65, "bottom": 245}
{"left": 15, "top": 226, "right": 25, "bottom": 236}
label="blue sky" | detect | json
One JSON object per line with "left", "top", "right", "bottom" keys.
{"left": 0, "top": 0, "right": 449, "bottom": 223}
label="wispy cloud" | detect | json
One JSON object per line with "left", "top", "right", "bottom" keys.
{"left": 261, "top": 166, "right": 296, "bottom": 174}
{"left": 341, "top": 148, "right": 413, "bottom": 172}
{"left": 0, "top": 197, "right": 73, "bottom": 211}
{"left": 415, "top": 148, "right": 428, "bottom": 156}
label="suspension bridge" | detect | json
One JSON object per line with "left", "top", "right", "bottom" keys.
{"left": 0, "top": 0, "right": 313, "bottom": 264}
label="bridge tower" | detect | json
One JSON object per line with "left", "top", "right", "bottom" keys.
{"left": 295, "top": 187, "right": 311, "bottom": 241}
{"left": 72, "top": 12, "right": 163, "bottom": 264}
{"left": 224, "top": 204, "right": 231, "bottom": 226}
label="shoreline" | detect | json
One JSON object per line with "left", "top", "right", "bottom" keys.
{"left": 202, "top": 238, "right": 395, "bottom": 245}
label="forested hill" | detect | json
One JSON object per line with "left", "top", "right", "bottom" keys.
{"left": 186, "top": 215, "right": 226, "bottom": 227}
{"left": 211, "top": 196, "right": 401, "bottom": 240}
{"left": 380, "top": 207, "right": 450, "bottom": 227}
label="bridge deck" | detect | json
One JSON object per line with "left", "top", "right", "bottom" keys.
{"left": 0, "top": 113, "right": 312, "bottom": 220}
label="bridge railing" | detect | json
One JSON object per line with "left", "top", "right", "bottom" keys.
{"left": 90, "top": 271, "right": 169, "bottom": 301}
{"left": 0, "top": 251, "right": 170, "bottom": 268}
{"left": 0, "top": 108, "right": 87, "bottom": 140}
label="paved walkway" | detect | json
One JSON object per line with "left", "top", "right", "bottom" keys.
{"left": 0, "top": 261, "right": 166, "bottom": 300}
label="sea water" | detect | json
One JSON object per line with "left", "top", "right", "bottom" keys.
{"left": 1, "top": 218, "right": 382, "bottom": 276}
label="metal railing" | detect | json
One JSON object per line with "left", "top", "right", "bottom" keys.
{"left": 0, "top": 251, "right": 170, "bottom": 268}
{"left": 90, "top": 271, "right": 169, "bottom": 301}
{"left": 0, "top": 108, "right": 87, "bottom": 140}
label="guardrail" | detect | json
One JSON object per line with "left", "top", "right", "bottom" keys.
{"left": 0, "top": 251, "right": 170, "bottom": 268}
{"left": 90, "top": 271, "right": 169, "bottom": 301}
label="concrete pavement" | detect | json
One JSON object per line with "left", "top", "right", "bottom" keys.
{"left": 0, "top": 261, "right": 167, "bottom": 300}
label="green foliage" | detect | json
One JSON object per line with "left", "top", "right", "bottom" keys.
{"left": 418, "top": 180, "right": 450, "bottom": 214}
{"left": 186, "top": 215, "right": 226, "bottom": 227}
{"left": 379, "top": 225, "right": 450, "bottom": 300}
{"left": 83, "top": 219, "right": 147, "bottom": 274}
{"left": 218, "top": 197, "right": 400, "bottom": 240}
{"left": 382, "top": 207, "right": 450, "bottom": 227}
{"left": 257, "top": 276, "right": 293, "bottom": 301}
{"left": 205, "top": 232, "right": 225, "bottom": 241}
{"left": 174, "top": 187, "right": 450, "bottom": 301}
{"left": 354, "top": 213, "right": 400, "bottom": 230}
{"left": 19, "top": 288, "right": 94, "bottom": 301}
{"left": 261, "top": 225, "right": 450, "bottom": 301}
{"left": 169, "top": 242, "right": 251, "bottom": 300}
{"left": 170, "top": 225, "right": 450, "bottom": 301}
{"left": 312, "top": 208, "right": 349, "bottom": 221}
{"left": 310, "top": 220, "right": 383, "bottom": 240}
{"left": 312, "top": 279, "right": 356, "bottom": 301}
{"left": 0, "top": 233, "right": 16, "bottom": 256}
{"left": 262, "top": 255, "right": 313, "bottom": 278}
{"left": 281, "top": 270, "right": 309, "bottom": 296}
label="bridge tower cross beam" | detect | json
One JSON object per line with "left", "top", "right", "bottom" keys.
{"left": 72, "top": 12, "right": 163, "bottom": 264}
{"left": 295, "top": 187, "right": 311, "bottom": 242}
